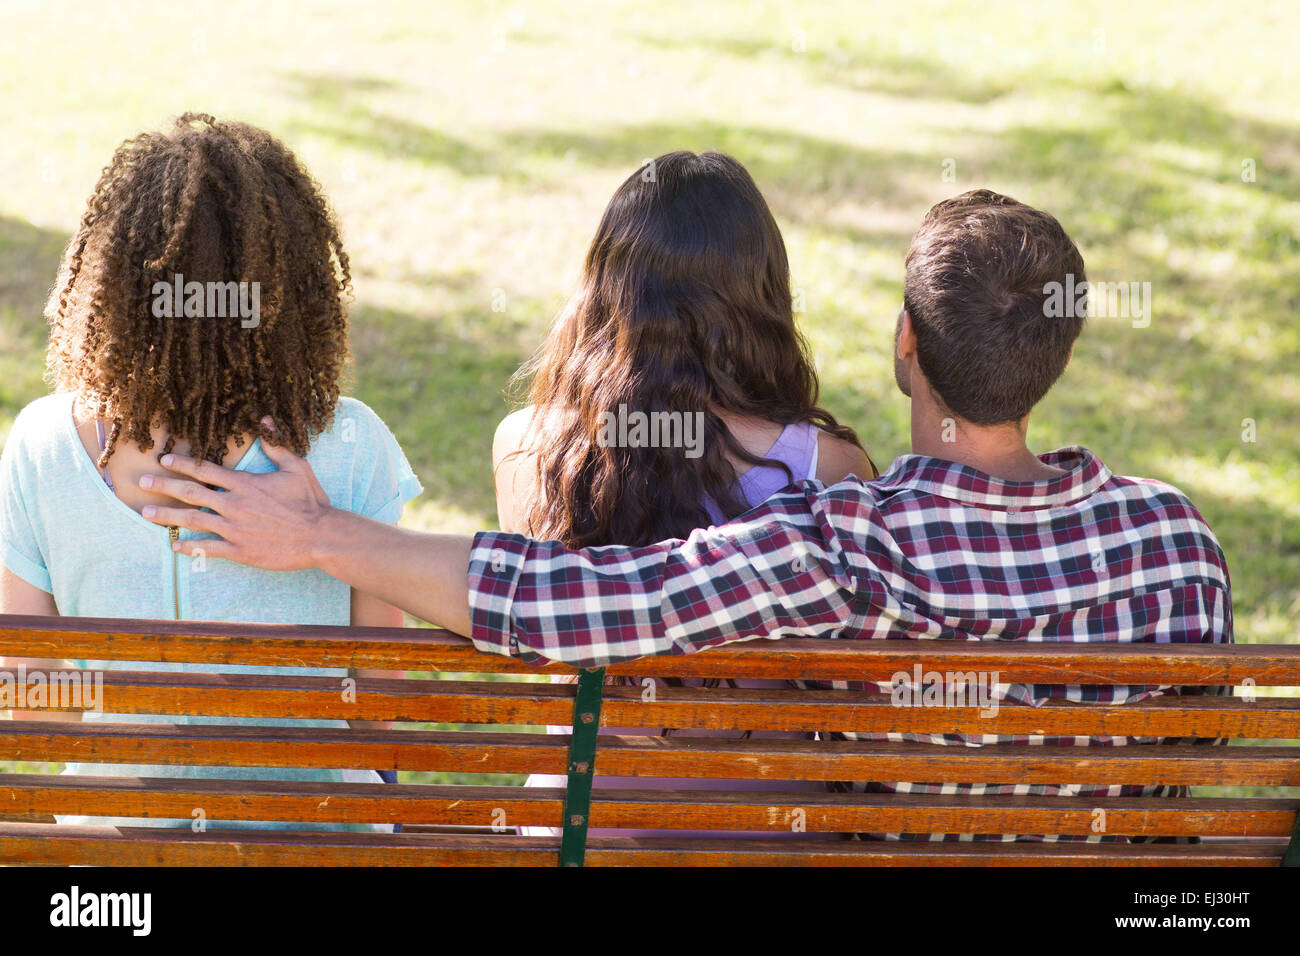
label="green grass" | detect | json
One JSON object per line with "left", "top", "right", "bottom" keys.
{"left": 0, "top": 2, "right": 1297, "bottom": 797}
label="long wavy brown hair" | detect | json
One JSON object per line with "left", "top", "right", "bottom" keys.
{"left": 45, "top": 112, "right": 352, "bottom": 467}
{"left": 511, "top": 150, "right": 872, "bottom": 550}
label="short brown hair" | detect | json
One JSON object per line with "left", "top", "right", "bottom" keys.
{"left": 46, "top": 112, "right": 352, "bottom": 467}
{"left": 902, "top": 189, "right": 1085, "bottom": 425}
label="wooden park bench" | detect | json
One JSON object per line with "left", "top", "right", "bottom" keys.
{"left": 1, "top": 613, "right": 1298, "bottom": 866}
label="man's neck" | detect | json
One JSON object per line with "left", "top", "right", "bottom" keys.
{"left": 909, "top": 398, "right": 1066, "bottom": 483}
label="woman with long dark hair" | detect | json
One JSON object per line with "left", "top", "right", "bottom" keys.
{"left": 494, "top": 150, "right": 877, "bottom": 838}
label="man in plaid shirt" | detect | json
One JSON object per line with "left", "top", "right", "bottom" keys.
{"left": 145, "top": 190, "right": 1232, "bottom": 841}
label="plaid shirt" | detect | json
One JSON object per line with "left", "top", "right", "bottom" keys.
{"left": 469, "top": 447, "right": 1233, "bottom": 841}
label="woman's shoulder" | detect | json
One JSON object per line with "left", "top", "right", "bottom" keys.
{"left": 332, "top": 395, "right": 387, "bottom": 431}
{"left": 308, "top": 396, "right": 400, "bottom": 454}
{"left": 3, "top": 392, "right": 76, "bottom": 459}
{"left": 11, "top": 391, "right": 75, "bottom": 428}
{"left": 302, "top": 397, "right": 420, "bottom": 518}
{"left": 303, "top": 396, "right": 415, "bottom": 480}
{"left": 493, "top": 406, "right": 538, "bottom": 466}
{"left": 812, "top": 426, "right": 876, "bottom": 484}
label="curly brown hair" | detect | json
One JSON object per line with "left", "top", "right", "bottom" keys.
{"left": 45, "top": 112, "right": 352, "bottom": 468}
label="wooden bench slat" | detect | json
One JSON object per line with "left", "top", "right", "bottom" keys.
{"left": 3, "top": 774, "right": 1297, "bottom": 837}
{"left": 0, "top": 822, "right": 1284, "bottom": 866}
{"left": 3, "top": 723, "right": 1297, "bottom": 785}
{"left": 37, "top": 669, "right": 1300, "bottom": 738}
{"left": 582, "top": 838, "right": 1289, "bottom": 867}
{"left": 4, "top": 615, "right": 1298, "bottom": 682}
{"left": 0, "top": 822, "right": 557, "bottom": 866}
{"left": 610, "top": 641, "right": 1300, "bottom": 685}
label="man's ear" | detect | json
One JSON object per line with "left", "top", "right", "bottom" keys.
{"left": 897, "top": 308, "right": 917, "bottom": 359}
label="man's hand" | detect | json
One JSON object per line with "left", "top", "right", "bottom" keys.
{"left": 138, "top": 418, "right": 477, "bottom": 635}
{"left": 139, "top": 418, "right": 332, "bottom": 571}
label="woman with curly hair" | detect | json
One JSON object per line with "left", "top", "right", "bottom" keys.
{"left": 496, "top": 151, "right": 877, "bottom": 839}
{"left": 0, "top": 114, "right": 420, "bottom": 831}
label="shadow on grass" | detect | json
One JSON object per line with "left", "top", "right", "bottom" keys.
{"left": 630, "top": 30, "right": 1016, "bottom": 104}
{"left": 0, "top": 215, "right": 65, "bottom": 427}
{"left": 958, "top": 87, "right": 1300, "bottom": 238}
{"left": 280, "top": 71, "right": 501, "bottom": 177}
{"left": 346, "top": 296, "right": 540, "bottom": 521}
{"left": 279, "top": 72, "right": 937, "bottom": 253}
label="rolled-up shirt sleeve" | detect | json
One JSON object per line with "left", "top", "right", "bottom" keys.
{"left": 466, "top": 485, "right": 862, "bottom": 667}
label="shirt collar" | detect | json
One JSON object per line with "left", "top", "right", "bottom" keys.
{"left": 872, "top": 445, "right": 1112, "bottom": 509}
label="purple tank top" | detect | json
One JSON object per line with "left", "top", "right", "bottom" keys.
{"left": 703, "top": 422, "right": 820, "bottom": 524}
{"left": 94, "top": 419, "right": 116, "bottom": 492}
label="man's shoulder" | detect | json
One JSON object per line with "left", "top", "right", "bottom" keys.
{"left": 1102, "top": 471, "right": 1213, "bottom": 526}
{"left": 1099, "top": 470, "right": 1229, "bottom": 579}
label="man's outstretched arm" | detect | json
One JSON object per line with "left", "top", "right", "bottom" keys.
{"left": 139, "top": 436, "right": 861, "bottom": 667}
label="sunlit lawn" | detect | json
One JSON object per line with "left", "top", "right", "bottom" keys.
{"left": 0, "top": 1, "right": 1296, "bottom": 792}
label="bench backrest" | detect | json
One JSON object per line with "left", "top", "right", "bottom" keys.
{"left": 2, "top": 614, "right": 1298, "bottom": 866}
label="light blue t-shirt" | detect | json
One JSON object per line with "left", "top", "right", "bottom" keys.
{"left": 0, "top": 392, "right": 423, "bottom": 831}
